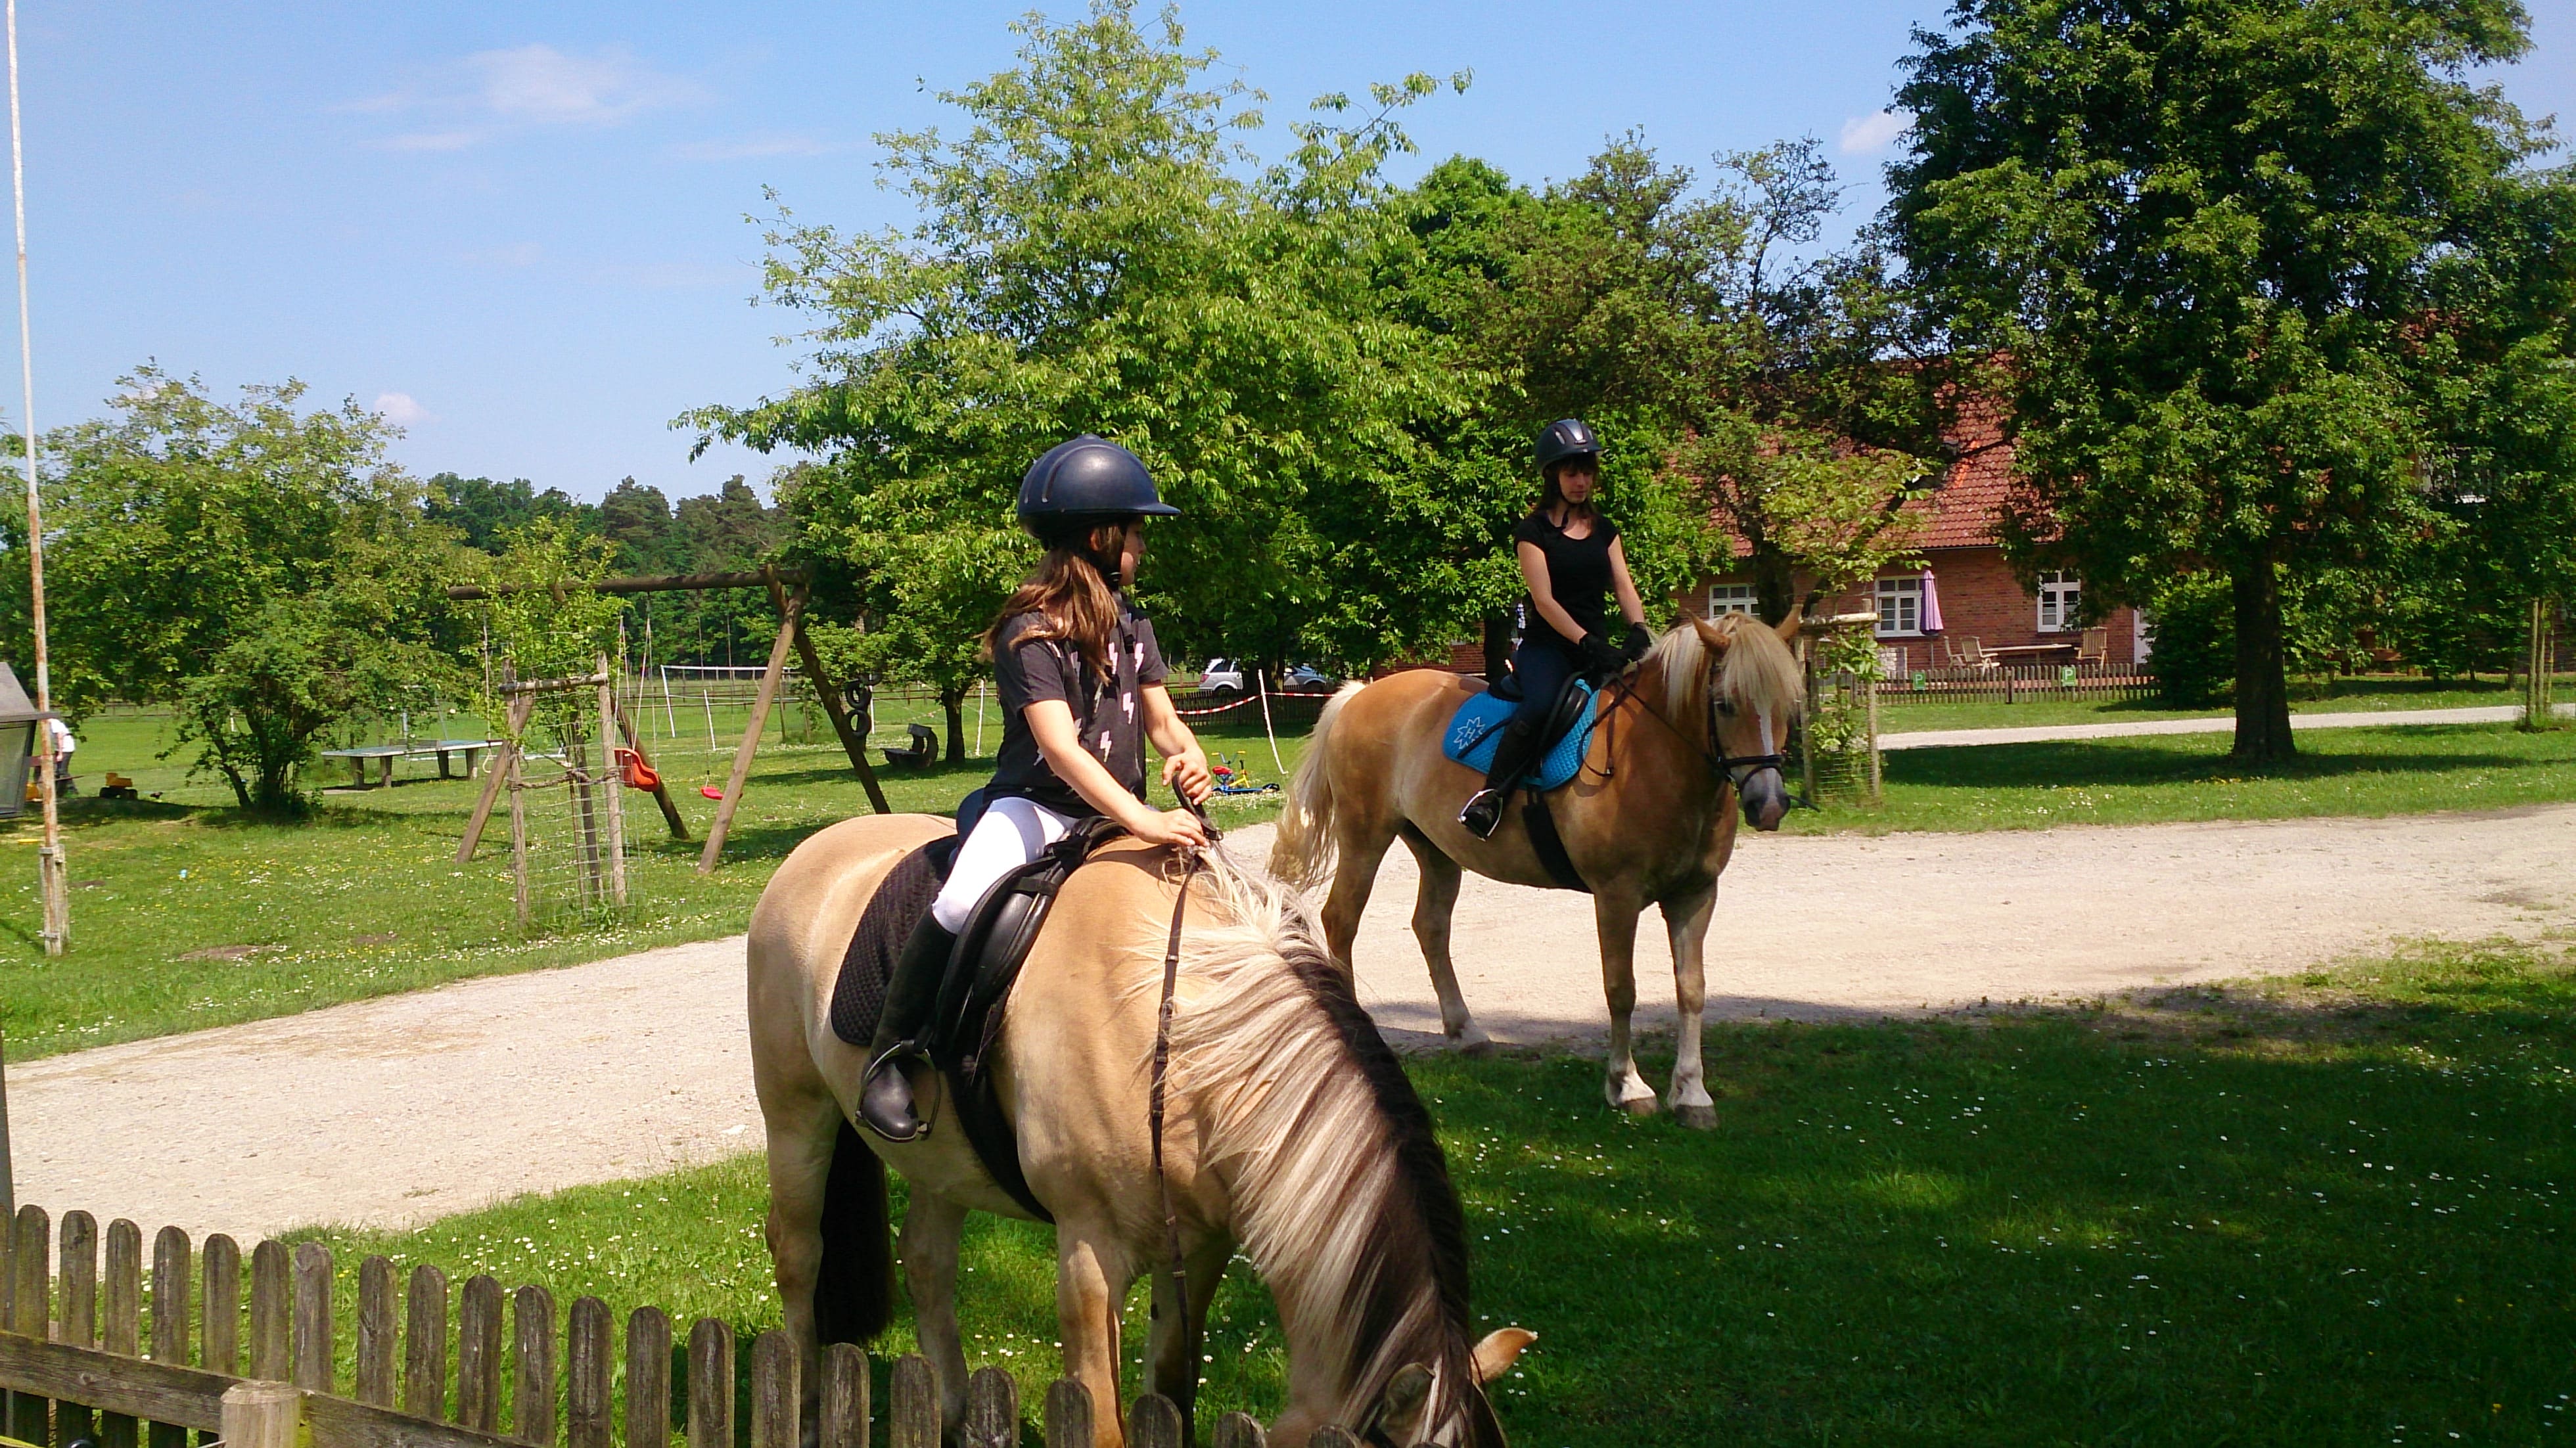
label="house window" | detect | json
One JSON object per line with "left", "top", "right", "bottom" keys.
{"left": 2037, "top": 572, "right": 2081, "bottom": 632}
{"left": 1875, "top": 576, "right": 1923, "bottom": 637}
{"left": 1707, "top": 584, "right": 1759, "bottom": 618}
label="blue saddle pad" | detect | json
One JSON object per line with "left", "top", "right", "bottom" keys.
{"left": 1442, "top": 681, "right": 1598, "bottom": 792}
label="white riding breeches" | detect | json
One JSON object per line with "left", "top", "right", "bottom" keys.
{"left": 931, "top": 795, "right": 1076, "bottom": 933}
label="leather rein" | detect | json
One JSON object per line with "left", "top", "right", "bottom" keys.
{"left": 1590, "top": 655, "right": 1787, "bottom": 798}
{"left": 1148, "top": 803, "right": 1216, "bottom": 1356}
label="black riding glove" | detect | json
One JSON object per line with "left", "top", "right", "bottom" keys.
{"left": 1577, "top": 632, "right": 1626, "bottom": 675}
{"left": 1621, "top": 622, "right": 1651, "bottom": 663}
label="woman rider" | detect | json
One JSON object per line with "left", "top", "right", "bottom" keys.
{"left": 860, "top": 434, "right": 1216, "bottom": 1143}
{"left": 1457, "top": 418, "right": 1652, "bottom": 839}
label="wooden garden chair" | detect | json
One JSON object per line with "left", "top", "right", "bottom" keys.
{"left": 2077, "top": 627, "right": 2109, "bottom": 671}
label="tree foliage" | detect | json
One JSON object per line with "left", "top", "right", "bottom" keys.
{"left": 15, "top": 367, "right": 462, "bottom": 812}
{"left": 1890, "top": 0, "right": 2569, "bottom": 758}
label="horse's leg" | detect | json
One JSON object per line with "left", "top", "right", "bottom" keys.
{"left": 1320, "top": 825, "right": 1394, "bottom": 973}
{"left": 758, "top": 1087, "right": 842, "bottom": 1436}
{"left": 1402, "top": 835, "right": 1488, "bottom": 1051}
{"left": 898, "top": 1189, "right": 971, "bottom": 1432}
{"left": 1055, "top": 1225, "right": 1132, "bottom": 1448}
{"left": 1661, "top": 882, "right": 1720, "bottom": 1129}
{"left": 1596, "top": 892, "right": 1658, "bottom": 1114}
{"left": 1146, "top": 1236, "right": 1234, "bottom": 1432}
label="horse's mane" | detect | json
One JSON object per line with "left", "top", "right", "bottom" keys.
{"left": 1148, "top": 846, "right": 1498, "bottom": 1445}
{"left": 1645, "top": 612, "right": 1805, "bottom": 747}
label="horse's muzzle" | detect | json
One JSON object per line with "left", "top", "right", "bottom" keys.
{"left": 1741, "top": 769, "right": 1789, "bottom": 832}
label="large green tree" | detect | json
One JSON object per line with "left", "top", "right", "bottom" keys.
{"left": 13, "top": 367, "right": 464, "bottom": 812}
{"left": 1890, "top": 0, "right": 2562, "bottom": 758}
{"left": 681, "top": 1, "right": 1466, "bottom": 684}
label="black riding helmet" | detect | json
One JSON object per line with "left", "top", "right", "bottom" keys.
{"left": 1534, "top": 418, "right": 1601, "bottom": 477}
{"left": 1017, "top": 434, "right": 1178, "bottom": 530}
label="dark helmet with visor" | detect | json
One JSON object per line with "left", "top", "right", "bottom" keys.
{"left": 1535, "top": 418, "right": 1601, "bottom": 476}
{"left": 1016, "top": 435, "right": 1178, "bottom": 534}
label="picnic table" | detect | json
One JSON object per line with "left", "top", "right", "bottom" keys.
{"left": 320, "top": 738, "right": 503, "bottom": 789}
{"left": 1982, "top": 642, "right": 2077, "bottom": 662}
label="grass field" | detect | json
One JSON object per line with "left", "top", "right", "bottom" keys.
{"left": 291, "top": 940, "right": 2576, "bottom": 1446}
{"left": 1872, "top": 671, "right": 2560, "bottom": 733}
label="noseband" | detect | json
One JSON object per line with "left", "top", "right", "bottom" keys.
{"left": 1702, "top": 659, "right": 1787, "bottom": 795}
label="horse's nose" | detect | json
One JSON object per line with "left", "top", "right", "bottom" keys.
{"left": 1743, "top": 773, "right": 1789, "bottom": 832}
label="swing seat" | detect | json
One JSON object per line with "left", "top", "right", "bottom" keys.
{"left": 699, "top": 785, "right": 726, "bottom": 800}
{"left": 612, "top": 748, "right": 660, "bottom": 791}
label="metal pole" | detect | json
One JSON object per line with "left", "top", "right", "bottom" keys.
{"left": 7, "top": 0, "right": 62, "bottom": 955}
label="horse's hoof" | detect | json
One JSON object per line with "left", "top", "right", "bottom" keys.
{"left": 1617, "top": 1093, "right": 1660, "bottom": 1118}
{"left": 1672, "top": 1102, "right": 1718, "bottom": 1130}
{"left": 1450, "top": 1028, "right": 1494, "bottom": 1056}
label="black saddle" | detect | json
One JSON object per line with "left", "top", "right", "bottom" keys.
{"left": 829, "top": 803, "right": 1128, "bottom": 1220}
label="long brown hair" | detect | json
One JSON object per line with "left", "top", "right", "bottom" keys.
{"left": 983, "top": 518, "right": 1130, "bottom": 675}
{"left": 1534, "top": 459, "right": 1601, "bottom": 525}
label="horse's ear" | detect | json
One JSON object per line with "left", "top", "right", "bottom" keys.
{"left": 1690, "top": 616, "right": 1732, "bottom": 651}
{"left": 1773, "top": 611, "right": 1804, "bottom": 646}
{"left": 1375, "top": 1363, "right": 1434, "bottom": 1443}
{"left": 1471, "top": 1326, "right": 1536, "bottom": 1384}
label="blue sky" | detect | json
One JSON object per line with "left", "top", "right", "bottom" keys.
{"left": 19, "top": 1, "right": 2576, "bottom": 503}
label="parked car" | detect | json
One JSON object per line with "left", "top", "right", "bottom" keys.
{"left": 1196, "top": 658, "right": 1246, "bottom": 694}
{"left": 1282, "top": 664, "right": 1341, "bottom": 690}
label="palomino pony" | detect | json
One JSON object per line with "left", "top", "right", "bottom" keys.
{"left": 748, "top": 814, "right": 1532, "bottom": 1448}
{"left": 1270, "top": 613, "right": 1805, "bottom": 1125}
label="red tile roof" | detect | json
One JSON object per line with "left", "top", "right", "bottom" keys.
{"left": 1916, "top": 389, "right": 2016, "bottom": 551}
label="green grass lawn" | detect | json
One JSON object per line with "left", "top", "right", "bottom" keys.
{"left": 292, "top": 940, "right": 2576, "bottom": 1446}
{"left": 1785, "top": 721, "right": 2576, "bottom": 835}
{"left": 1874, "top": 671, "right": 2558, "bottom": 733}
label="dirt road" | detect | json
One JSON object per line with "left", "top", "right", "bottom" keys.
{"left": 13, "top": 804, "right": 2570, "bottom": 1240}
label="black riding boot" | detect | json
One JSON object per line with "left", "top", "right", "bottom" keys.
{"left": 1457, "top": 706, "right": 1553, "bottom": 840}
{"left": 858, "top": 913, "right": 956, "bottom": 1142}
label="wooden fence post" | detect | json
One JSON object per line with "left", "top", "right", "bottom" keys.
{"left": 626, "top": 1307, "right": 672, "bottom": 1448}
{"left": 103, "top": 1219, "right": 143, "bottom": 1448}
{"left": 565, "top": 1297, "right": 612, "bottom": 1448}
{"left": 219, "top": 1381, "right": 302, "bottom": 1448}
{"left": 888, "top": 1355, "right": 938, "bottom": 1448}
{"left": 201, "top": 1234, "right": 241, "bottom": 1378}
{"left": 1210, "top": 1411, "right": 1268, "bottom": 1448}
{"left": 290, "top": 1241, "right": 333, "bottom": 1393}
{"left": 749, "top": 1330, "right": 798, "bottom": 1448}
{"left": 685, "top": 1319, "right": 733, "bottom": 1448}
{"left": 1126, "top": 1393, "right": 1184, "bottom": 1448}
{"left": 818, "top": 1344, "right": 868, "bottom": 1448}
{"left": 456, "top": 1274, "right": 503, "bottom": 1433}
{"left": 961, "top": 1367, "right": 1017, "bottom": 1448}
{"left": 403, "top": 1264, "right": 449, "bottom": 1422}
{"left": 248, "top": 1240, "right": 289, "bottom": 1382}
{"left": 57, "top": 1211, "right": 95, "bottom": 1446}
{"left": 513, "top": 1285, "right": 556, "bottom": 1447}
{"left": 1041, "top": 1380, "right": 1093, "bottom": 1448}
{"left": 9, "top": 1205, "right": 47, "bottom": 1447}
{"left": 356, "top": 1256, "right": 397, "bottom": 1409}
{"left": 150, "top": 1226, "right": 191, "bottom": 1448}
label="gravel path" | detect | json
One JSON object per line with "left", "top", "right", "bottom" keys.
{"left": 12, "top": 804, "right": 2571, "bottom": 1242}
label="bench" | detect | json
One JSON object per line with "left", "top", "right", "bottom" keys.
{"left": 320, "top": 739, "right": 503, "bottom": 789}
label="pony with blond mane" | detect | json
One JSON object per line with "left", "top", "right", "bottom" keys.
{"left": 1271, "top": 613, "right": 1806, "bottom": 1123}
{"left": 748, "top": 818, "right": 1532, "bottom": 1447}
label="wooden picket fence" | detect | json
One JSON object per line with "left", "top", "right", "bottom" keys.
{"left": 0, "top": 1206, "right": 1348, "bottom": 1448}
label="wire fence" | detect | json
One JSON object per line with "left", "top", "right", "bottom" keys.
{"left": 508, "top": 699, "right": 626, "bottom": 929}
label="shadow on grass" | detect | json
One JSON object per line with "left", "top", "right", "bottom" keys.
{"left": 1888, "top": 735, "right": 2539, "bottom": 790}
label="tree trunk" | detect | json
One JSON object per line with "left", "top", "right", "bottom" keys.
{"left": 1751, "top": 549, "right": 1800, "bottom": 626}
{"left": 940, "top": 686, "right": 967, "bottom": 764}
{"left": 1481, "top": 612, "right": 1514, "bottom": 684}
{"left": 2230, "top": 558, "right": 2295, "bottom": 761}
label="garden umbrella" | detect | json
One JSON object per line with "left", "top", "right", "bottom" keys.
{"left": 1920, "top": 568, "right": 1945, "bottom": 634}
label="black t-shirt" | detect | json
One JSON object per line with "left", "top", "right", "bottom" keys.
{"left": 1514, "top": 509, "right": 1621, "bottom": 645}
{"left": 986, "top": 602, "right": 1168, "bottom": 817}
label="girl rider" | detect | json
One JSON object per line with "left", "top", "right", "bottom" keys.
{"left": 860, "top": 434, "right": 1216, "bottom": 1143}
{"left": 1457, "top": 418, "right": 1651, "bottom": 839}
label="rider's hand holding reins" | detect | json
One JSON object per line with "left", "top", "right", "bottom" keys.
{"left": 1132, "top": 807, "right": 1208, "bottom": 849}
{"left": 1161, "top": 748, "right": 1214, "bottom": 806}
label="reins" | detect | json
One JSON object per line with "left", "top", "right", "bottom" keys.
{"left": 1148, "top": 802, "right": 1218, "bottom": 1340}
{"left": 1590, "top": 657, "right": 1786, "bottom": 795}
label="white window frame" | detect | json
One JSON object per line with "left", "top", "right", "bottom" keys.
{"left": 2036, "top": 572, "right": 2081, "bottom": 633}
{"left": 1875, "top": 576, "right": 1923, "bottom": 637}
{"left": 1707, "top": 583, "right": 1759, "bottom": 619}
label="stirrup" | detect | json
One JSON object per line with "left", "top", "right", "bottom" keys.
{"left": 858, "top": 1041, "right": 931, "bottom": 1143}
{"left": 1457, "top": 787, "right": 1509, "bottom": 840}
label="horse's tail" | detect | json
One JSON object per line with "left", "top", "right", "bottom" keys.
{"left": 1270, "top": 681, "right": 1364, "bottom": 889}
{"left": 812, "top": 1119, "right": 894, "bottom": 1345}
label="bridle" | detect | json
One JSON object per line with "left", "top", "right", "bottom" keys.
{"left": 1595, "top": 654, "right": 1786, "bottom": 800}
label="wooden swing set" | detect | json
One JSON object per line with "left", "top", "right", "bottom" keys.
{"left": 447, "top": 566, "right": 891, "bottom": 873}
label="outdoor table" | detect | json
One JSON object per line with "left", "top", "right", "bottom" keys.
{"left": 408, "top": 738, "right": 501, "bottom": 780}
{"left": 319, "top": 744, "right": 407, "bottom": 789}
{"left": 1983, "top": 643, "right": 2076, "bottom": 660}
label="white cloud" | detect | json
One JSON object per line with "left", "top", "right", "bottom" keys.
{"left": 352, "top": 44, "right": 704, "bottom": 150}
{"left": 669, "top": 132, "right": 844, "bottom": 162}
{"left": 373, "top": 392, "right": 434, "bottom": 426}
{"left": 1838, "top": 109, "right": 1915, "bottom": 157}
